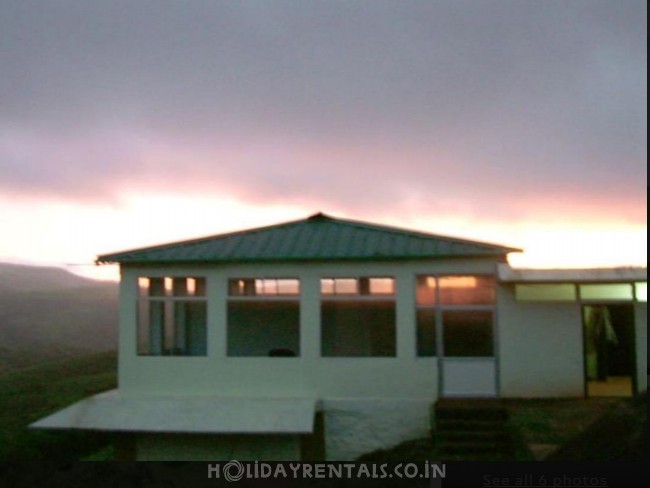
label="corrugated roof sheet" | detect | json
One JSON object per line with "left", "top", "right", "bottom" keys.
{"left": 96, "top": 213, "right": 522, "bottom": 264}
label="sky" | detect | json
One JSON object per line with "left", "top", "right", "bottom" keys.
{"left": 0, "top": 0, "right": 646, "bottom": 280}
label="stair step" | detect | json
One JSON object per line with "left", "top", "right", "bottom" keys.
{"left": 437, "top": 451, "right": 515, "bottom": 461}
{"left": 431, "top": 398, "right": 516, "bottom": 461}
{"left": 436, "top": 431, "right": 512, "bottom": 443}
{"left": 434, "top": 418, "right": 508, "bottom": 431}
{"left": 437, "top": 442, "right": 515, "bottom": 455}
{"left": 435, "top": 408, "right": 508, "bottom": 421}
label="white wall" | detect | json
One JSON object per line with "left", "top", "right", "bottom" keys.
{"left": 322, "top": 399, "right": 432, "bottom": 460}
{"left": 497, "top": 284, "right": 585, "bottom": 397}
{"left": 635, "top": 302, "right": 647, "bottom": 393}
{"left": 117, "top": 259, "right": 500, "bottom": 459}
{"left": 118, "top": 259, "right": 497, "bottom": 399}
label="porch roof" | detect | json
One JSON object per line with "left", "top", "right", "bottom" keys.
{"left": 30, "top": 390, "right": 317, "bottom": 434}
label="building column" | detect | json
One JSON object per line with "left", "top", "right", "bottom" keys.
{"left": 396, "top": 271, "right": 416, "bottom": 359}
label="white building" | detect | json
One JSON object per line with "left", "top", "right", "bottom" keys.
{"left": 32, "top": 213, "right": 647, "bottom": 460}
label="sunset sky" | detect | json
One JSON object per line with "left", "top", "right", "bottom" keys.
{"left": 0, "top": 1, "right": 646, "bottom": 281}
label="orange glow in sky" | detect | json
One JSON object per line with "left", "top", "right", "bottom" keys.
{"left": 1, "top": 2, "right": 645, "bottom": 284}
{"left": 0, "top": 192, "right": 645, "bottom": 282}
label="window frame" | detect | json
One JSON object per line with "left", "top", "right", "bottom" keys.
{"left": 227, "top": 277, "right": 301, "bottom": 298}
{"left": 415, "top": 274, "right": 496, "bottom": 358}
{"left": 320, "top": 275, "right": 397, "bottom": 358}
{"left": 136, "top": 276, "right": 208, "bottom": 357}
{"left": 226, "top": 276, "right": 301, "bottom": 358}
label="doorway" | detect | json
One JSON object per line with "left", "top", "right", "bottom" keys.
{"left": 582, "top": 304, "right": 635, "bottom": 397}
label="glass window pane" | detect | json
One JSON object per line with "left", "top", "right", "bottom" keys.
{"left": 148, "top": 277, "right": 166, "bottom": 297}
{"left": 172, "top": 301, "right": 207, "bottom": 356}
{"left": 138, "top": 277, "right": 208, "bottom": 356}
{"left": 172, "top": 278, "right": 188, "bottom": 297}
{"left": 636, "top": 282, "right": 647, "bottom": 302}
{"left": 580, "top": 284, "right": 634, "bottom": 301}
{"left": 443, "top": 310, "right": 493, "bottom": 357}
{"left": 369, "top": 278, "right": 395, "bottom": 295}
{"left": 515, "top": 284, "right": 577, "bottom": 301}
{"left": 335, "top": 279, "right": 358, "bottom": 295}
{"left": 416, "top": 308, "right": 437, "bottom": 357}
{"left": 416, "top": 276, "right": 437, "bottom": 305}
{"left": 137, "top": 299, "right": 166, "bottom": 355}
{"left": 164, "top": 277, "right": 173, "bottom": 295}
{"left": 321, "top": 300, "right": 396, "bottom": 357}
{"left": 263, "top": 279, "right": 278, "bottom": 295}
{"left": 138, "top": 277, "right": 150, "bottom": 297}
{"left": 163, "top": 300, "right": 175, "bottom": 354}
{"left": 137, "top": 299, "right": 151, "bottom": 355}
{"left": 187, "top": 277, "right": 206, "bottom": 296}
{"left": 439, "top": 276, "right": 495, "bottom": 305}
{"left": 277, "top": 279, "right": 300, "bottom": 295}
{"left": 227, "top": 300, "right": 300, "bottom": 357}
{"left": 321, "top": 279, "right": 335, "bottom": 295}
{"left": 228, "top": 278, "right": 255, "bottom": 296}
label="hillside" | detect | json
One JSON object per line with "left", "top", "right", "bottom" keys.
{"left": 0, "top": 262, "right": 103, "bottom": 293}
{"left": 0, "top": 351, "right": 117, "bottom": 460}
{"left": 0, "top": 263, "right": 118, "bottom": 373}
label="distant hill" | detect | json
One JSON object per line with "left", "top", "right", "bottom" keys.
{"left": 0, "top": 263, "right": 118, "bottom": 373}
{"left": 0, "top": 262, "right": 103, "bottom": 293}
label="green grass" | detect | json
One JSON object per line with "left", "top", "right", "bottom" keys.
{"left": 0, "top": 351, "right": 117, "bottom": 460}
{"left": 544, "top": 393, "right": 647, "bottom": 461}
{"left": 505, "top": 398, "right": 620, "bottom": 446}
{"left": 356, "top": 396, "right": 641, "bottom": 461}
{"left": 357, "top": 438, "right": 435, "bottom": 462}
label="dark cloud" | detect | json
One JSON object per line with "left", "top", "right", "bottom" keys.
{"left": 0, "top": 0, "right": 646, "bottom": 221}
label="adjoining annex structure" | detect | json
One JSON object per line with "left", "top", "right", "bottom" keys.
{"left": 32, "top": 213, "right": 647, "bottom": 460}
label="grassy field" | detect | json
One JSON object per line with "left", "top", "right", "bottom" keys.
{"left": 504, "top": 397, "right": 621, "bottom": 455}
{"left": 357, "top": 395, "right": 647, "bottom": 461}
{"left": 0, "top": 351, "right": 117, "bottom": 460}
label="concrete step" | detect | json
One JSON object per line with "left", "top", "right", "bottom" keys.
{"left": 436, "top": 440, "right": 514, "bottom": 454}
{"left": 435, "top": 399, "right": 509, "bottom": 421}
{"left": 437, "top": 430, "right": 512, "bottom": 443}
{"left": 437, "top": 451, "right": 516, "bottom": 461}
{"left": 432, "top": 398, "right": 516, "bottom": 461}
{"left": 434, "top": 418, "right": 508, "bottom": 431}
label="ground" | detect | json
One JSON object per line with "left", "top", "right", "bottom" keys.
{"left": 357, "top": 395, "right": 646, "bottom": 462}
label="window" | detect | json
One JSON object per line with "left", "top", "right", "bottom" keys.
{"left": 442, "top": 310, "right": 493, "bottom": 356}
{"left": 228, "top": 278, "right": 300, "bottom": 297}
{"left": 515, "top": 284, "right": 577, "bottom": 301}
{"left": 579, "top": 284, "right": 634, "bottom": 301}
{"left": 321, "top": 277, "right": 395, "bottom": 296}
{"left": 515, "top": 282, "right": 647, "bottom": 302}
{"left": 416, "top": 275, "right": 495, "bottom": 357}
{"left": 321, "top": 277, "right": 396, "bottom": 357}
{"left": 227, "top": 278, "right": 300, "bottom": 357}
{"left": 137, "top": 277, "right": 207, "bottom": 356}
{"left": 635, "top": 282, "right": 647, "bottom": 302}
{"left": 416, "top": 308, "right": 436, "bottom": 357}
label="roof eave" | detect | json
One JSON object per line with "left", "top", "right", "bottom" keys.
{"left": 97, "top": 251, "right": 517, "bottom": 266}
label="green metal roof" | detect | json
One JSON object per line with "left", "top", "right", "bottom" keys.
{"left": 96, "top": 213, "right": 522, "bottom": 264}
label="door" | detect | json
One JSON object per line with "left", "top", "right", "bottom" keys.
{"left": 583, "top": 304, "right": 635, "bottom": 397}
{"left": 439, "top": 309, "right": 497, "bottom": 397}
